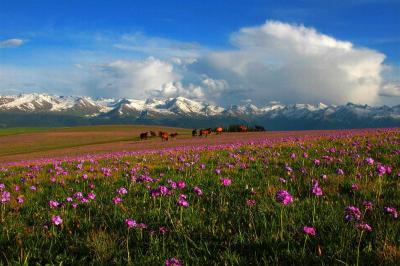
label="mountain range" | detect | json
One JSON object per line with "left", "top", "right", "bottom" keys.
{"left": 0, "top": 93, "right": 399, "bottom": 130}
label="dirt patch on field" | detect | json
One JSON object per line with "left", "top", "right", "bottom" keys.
{"left": 0, "top": 125, "right": 189, "bottom": 157}
{"left": 0, "top": 128, "right": 355, "bottom": 165}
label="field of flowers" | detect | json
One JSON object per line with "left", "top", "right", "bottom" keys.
{"left": 0, "top": 128, "right": 399, "bottom": 265}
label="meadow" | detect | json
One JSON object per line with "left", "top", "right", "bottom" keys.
{"left": 0, "top": 128, "right": 399, "bottom": 265}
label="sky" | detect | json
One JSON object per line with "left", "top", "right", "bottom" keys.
{"left": 0, "top": 0, "right": 399, "bottom": 106}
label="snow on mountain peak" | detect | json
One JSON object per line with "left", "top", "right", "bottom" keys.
{"left": 0, "top": 94, "right": 399, "bottom": 125}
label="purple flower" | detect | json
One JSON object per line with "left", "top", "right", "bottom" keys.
{"left": 1, "top": 191, "right": 10, "bottom": 204}
{"left": 215, "top": 169, "right": 221, "bottom": 175}
{"left": 16, "top": 195, "right": 24, "bottom": 204}
{"left": 376, "top": 165, "right": 386, "bottom": 175}
{"left": 344, "top": 206, "right": 361, "bottom": 221}
{"left": 351, "top": 183, "right": 360, "bottom": 191}
{"left": 363, "top": 201, "right": 373, "bottom": 210}
{"left": 192, "top": 186, "right": 203, "bottom": 196}
{"left": 0, "top": 183, "right": 5, "bottom": 190}
{"left": 74, "top": 192, "right": 83, "bottom": 199}
{"left": 113, "top": 197, "right": 123, "bottom": 204}
{"left": 88, "top": 192, "right": 96, "bottom": 200}
{"left": 275, "top": 190, "right": 293, "bottom": 206}
{"left": 137, "top": 223, "right": 147, "bottom": 229}
{"left": 303, "top": 226, "right": 316, "bottom": 236}
{"left": 165, "top": 258, "right": 182, "bottom": 266}
{"left": 356, "top": 223, "right": 372, "bottom": 232}
{"left": 177, "top": 180, "right": 186, "bottom": 189}
{"left": 313, "top": 159, "right": 321, "bottom": 166}
{"left": 384, "top": 207, "right": 398, "bottom": 219}
{"left": 30, "top": 185, "right": 37, "bottom": 191}
{"left": 337, "top": 169, "right": 345, "bottom": 175}
{"left": 311, "top": 181, "right": 323, "bottom": 197}
{"left": 125, "top": 218, "right": 137, "bottom": 229}
{"left": 246, "top": 199, "right": 256, "bottom": 206}
{"left": 365, "top": 158, "right": 374, "bottom": 165}
{"left": 51, "top": 215, "right": 63, "bottom": 226}
{"left": 177, "top": 194, "right": 189, "bottom": 207}
{"left": 159, "top": 226, "right": 168, "bottom": 235}
{"left": 117, "top": 187, "right": 128, "bottom": 195}
{"left": 159, "top": 185, "right": 169, "bottom": 195}
{"left": 48, "top": 200, "right": 60, "bottom": 208}
{"left": 220, "top": 178, "right": 232, "bottom": 186}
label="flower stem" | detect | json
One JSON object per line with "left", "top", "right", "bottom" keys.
{"left": 280, "top": 208, "right": 284, "bottom": 241}
{"left": 302, "top": 235, "right": 308, "bottom": 256}
{"left": 180, "top": 207, "right": 183, "bottom": 227}
{"left": 356, "top": 230, "right": 364, "bottom": 266}
{"left": 127, "top": 231, "right": 130, "bottom": 264}
{"left": 312, "top": 198, "right": 316, "bottom": 224}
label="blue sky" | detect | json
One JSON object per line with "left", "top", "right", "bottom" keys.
{"left": 0, "top": 0, "right": 399, "bottom": 105}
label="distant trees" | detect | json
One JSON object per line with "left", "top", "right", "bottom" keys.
{"left": 222, "top": 124, "right": 266, "bottom": 132}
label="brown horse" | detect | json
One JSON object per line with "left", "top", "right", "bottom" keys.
{"left": 192, "top": 129, "right": 197, "bottom": 137}
{"left": 139, "top": 132, "right": 148, "bottom": 140}
{"left": 170, "top": 132, "right": 178, "bottom": 138}
{"left": 149, "top": 131, "right": 157, "bottom": 137}
{"left": 199, "top": 128, "right": 212, "bottom": 137}
{"left": 159, "top": 131, "right": 169, "bottom": 141}
{"left": 239, "top": 125, "right": 248, "bottom": 132}
{"left": 215, "top": 127, "right": 223, "bottom": 134}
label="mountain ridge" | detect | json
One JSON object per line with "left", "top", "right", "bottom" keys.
{"left": 1, "top": 93, "right": 399, "bottom": 130}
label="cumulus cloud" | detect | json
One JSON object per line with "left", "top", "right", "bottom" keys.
{"left": 0, "top": 38, "right": 24, "bottom": 48}
{"left": 379, "top": 82, "right": 400, "bottom": 97}
{"left": 0, "top": 21, "right": 395, "bottom": 106}
{"left": 83, "top": 57, "right": 180, "bottom": 98}
{"left": 191, "top": 20, "right": 386, "bottom": 105}
{"left": 151, "top": 82, "right": 205, "bottom": 99}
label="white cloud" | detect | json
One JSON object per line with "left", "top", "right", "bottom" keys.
{"left": 83, "top": 57, "right": 180, "bottom": 98}
{"left": 0, "top": 21, "right": 396, "bottom": 106}
{"left": 0, "top": 38, "right": 24, "bottom": 48}
{"left": 379, "top": 82, "right": 400, "bottom": 97}
{"left": 151, "top": 82, "right": 205, "bottom": 99}
{"left": 192, "top": 20, "right": 386, "bottom": 105}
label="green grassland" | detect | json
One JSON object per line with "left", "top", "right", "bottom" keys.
{"left": 0, "top": 129, "right": 399, "bottom": 265}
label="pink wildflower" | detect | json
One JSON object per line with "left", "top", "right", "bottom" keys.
{"left": 275, "top": 190, "right": 293, "bottom": 205}
{"left": 51, "top": 215, "right": 63, "bottom": 226}
{"left": 220, "top": 178, "right": 232, "bottom": 186}
{"left": 303, "top": 226, "right": 316, "bottom": 236}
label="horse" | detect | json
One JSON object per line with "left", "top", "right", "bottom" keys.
{"left": 170, "top": 132, "right": 178, "bottom": 138}
{"left": 239, "top": 125, "right": 248, "bottom": 132}
{"left": 139, "top": 132, "right": 148, "bottom": 140}
{"left": 215, "top": 127, "right": 223, "bottom": 135}
{"left": 199, "top": 128, "right": 212, "bottom": 137}
{"left": 192, "top": 129, "right": 197, "bottom": 137}
{"left": 150, "top": 131, "right": 157, "bottom": 137}
{"left": 158, "top": 131, "right": 169, "bottom": 141}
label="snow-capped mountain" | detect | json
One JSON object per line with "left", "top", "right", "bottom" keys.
{"left": 0, "top": 93, "right": 399, "bottom": 129}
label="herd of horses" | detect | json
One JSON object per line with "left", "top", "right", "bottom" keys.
{"left": 139, "top": 125, "right": 248, "bottom": 141}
